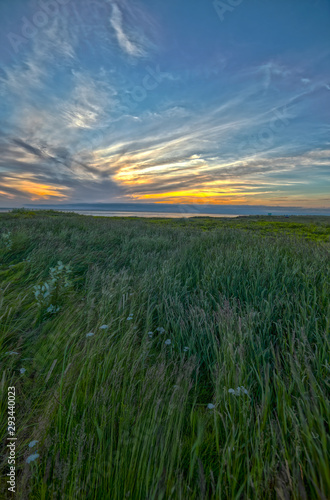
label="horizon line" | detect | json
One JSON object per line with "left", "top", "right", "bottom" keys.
{"left": 1, "top": 202, "right": 330, "bottom": 216}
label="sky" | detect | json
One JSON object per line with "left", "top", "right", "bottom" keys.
{"left": 0, "top": 0, "right": 329, "bottom": 209}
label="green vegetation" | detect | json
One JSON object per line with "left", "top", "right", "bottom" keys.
{"left": 146, "top": 215, "right": 330, "bottom": 242}
{"left": 0, "top": 211, "right": 329, "bottom": 499}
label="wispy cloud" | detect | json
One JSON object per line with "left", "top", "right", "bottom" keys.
{"left": 110, "top": 3, "right": 145, "bottom": 57}
{"left": 0, "top": 0, "right": 329, "bottom": 208}
{"left": 60, "top": 71, "right": 118, "bottom": 129}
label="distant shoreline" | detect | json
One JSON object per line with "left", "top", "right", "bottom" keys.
{"left": 2, "top": 208, "right": 330, "bottom": 218}
{"left": 0, "top": 208, "right": 239, "bottom": 218}
{"left": 1, "top": 204, "right": 330, "bottom": 217}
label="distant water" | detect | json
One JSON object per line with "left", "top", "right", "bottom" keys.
{"left": 0, "top": 208, "right": 238, "bottom": 218}
{"left": 3, "top": 204, "right": 330, "bottom": 216}
{"left": 61, "top": 210, "right": 239, "bottom": 218}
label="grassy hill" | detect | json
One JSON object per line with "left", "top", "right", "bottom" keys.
{"left": 0, "top": 211, "right": 329, "bottom": 499}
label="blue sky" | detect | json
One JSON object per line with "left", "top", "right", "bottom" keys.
{"left": 0, "top": 0, "right": 329, "bottom": 208}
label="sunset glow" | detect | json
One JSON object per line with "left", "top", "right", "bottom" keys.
{"left": 0, "top": 0, "right": 329, "bottom": 211}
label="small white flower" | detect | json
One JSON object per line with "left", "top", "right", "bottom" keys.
{"left": 147, "top": 331, "right": 153, "bottom": 338}
{"left": 207, "top": 403, "right": 215, "bottom": 409}
{"left": 228, "top": 386, "right": 249, "bottom": 396}
{"left": 99, "top": 324, "right": 109, "bottom": 330}
{"left": 46, "top": 304, "right": 60, "bottom": 314}
{"left": 26, "top": 453, "right": 39, "bottom": 464}
{"left": 29, "top": 440, "right": 38, "bottom": 448}
{"left": 127, "top": 316, "right": 133, "bottom": 321}
{"left": 6, "top": 351, "right": 19, "bottom": 355}
{"left": 164, "top": 339, "right": 171, "bottom": 345}
{"left": 156, "top": 327, "right": 165, "bottom": 333}
{"left": 20, "top": 368, "right": 26, "bottom": 374}
{"left": 86, "top": 332, "right": 94, "bottom": 337}
{"left": 183, "top": 346, "right": 189, "bottom": 352}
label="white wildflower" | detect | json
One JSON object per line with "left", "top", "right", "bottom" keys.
{"left": 183, "top": 346, "right": 189, "bottom": 352}
{"left": 29, "top": 440, "right": 38, "bottom": 448}
{"left": 2, "top": 231, "right": 12, "bottom": 249}
{"left": 46, "top": 304, "right": 60, "bottom": 314}
{"left": 156, "top": 327, "right": 165, "bottom": 334}
{"left": 207, "top": 403, "right": 215, "bottom": 409}
{"left": 228, "top": 386, "right": 249, "bottom": 396}
{"left": 164, "top": 339, "right": 171, "bottom": 345}
{"left": 6, "top": 351, "right": 19, "bottom": 355}
{"left": 20, "top": 368, "right": 26, "bottom": 374}
{"left": 26, "top": 453, "right": 39, "bottom": 464}
{"left": 99, "top": 324, "right": 109, "bottom": 330}
{"left": 147, "top": 331, "right": 153, "bottom": 338}
{"left": 86, "top": 332, "right": 94, "bottom": 337}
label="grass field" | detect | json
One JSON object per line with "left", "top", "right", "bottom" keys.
{"left": 0, "top": 210, "right": 329, "bottom": 499}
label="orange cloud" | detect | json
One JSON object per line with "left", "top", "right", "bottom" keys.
{"left": 1, "top": 177, "right": 70, "bottom": 200}
{"left": 133, "top": 188, "right": 260, "bottom": 204}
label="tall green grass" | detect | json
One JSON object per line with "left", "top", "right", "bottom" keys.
{"left": 0, "top": 212, "right": 329, "bottom": 499}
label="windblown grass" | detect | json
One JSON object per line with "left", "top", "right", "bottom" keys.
{"left": 0, "top": 211, "right": 329, "bottom": 499}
